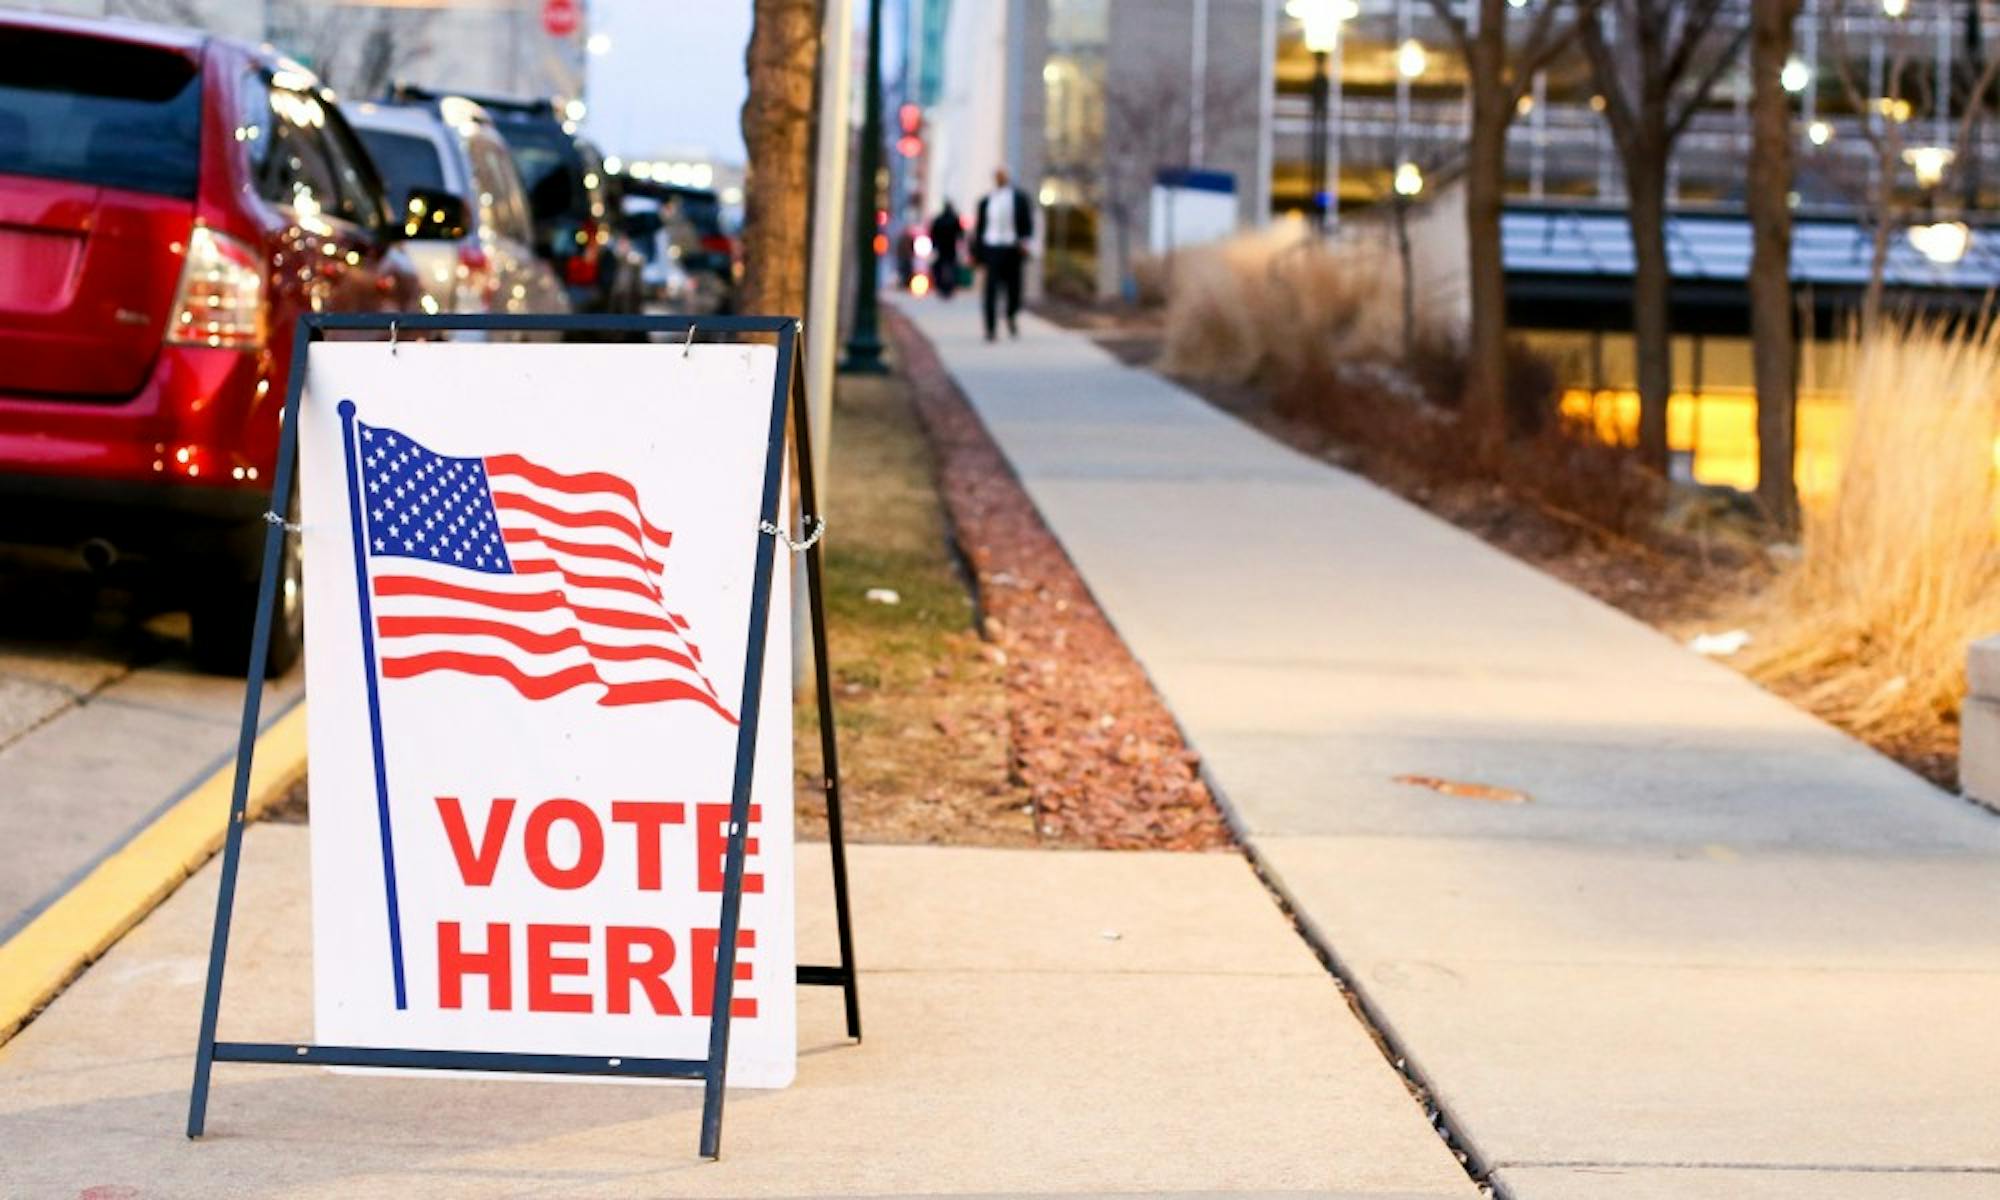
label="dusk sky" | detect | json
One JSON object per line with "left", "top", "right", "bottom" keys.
{"left": 585, "top": 0, "right": 753, "bottom": 166}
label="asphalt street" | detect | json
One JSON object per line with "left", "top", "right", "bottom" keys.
{"left": 0, "top": 548, "right": 301, "bottom": 942}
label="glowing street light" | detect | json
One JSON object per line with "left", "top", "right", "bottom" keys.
{"left": 1808, "top": 120, "right": 1832, "bottom": 146}
{"left": 1781, "top": 56, "right": 1812, "bottom": 93}
{"left": 1397, "top": 37, "right": 1428, "bottom": 79}
{"left": 1904, "top": 145, "right": 1956, "bottom": 187}
{"left": 1883, "top": 0, "right": 1908, "bottom": 16}
{"left": 1288, "top": 0, "right": 1357, "bottom": 232}
{"left": 1909, "top": 220, "right": 1971, "bottom": 264}
{"left": 1394, "top": 162, "right": 1424, "bottom": 196}
{"left": 1286, "top": 0, "right": 1357, "bottom": 53}
{"left": 586, "top": 32, "right": 612, "bottom": 56}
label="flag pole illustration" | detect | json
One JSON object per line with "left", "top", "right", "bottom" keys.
{"left": 338, "top": 399, "right": 410, "bottom": 1011}
{"left": 336, "top": 398, "right": 737, "bottom": 1012}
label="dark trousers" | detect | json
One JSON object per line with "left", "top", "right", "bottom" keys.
{"left": 933, "top": 252, "right": 958, "bottom": 297}
{"left": 981, "top": 246, "right": 1023, "bottom": 337}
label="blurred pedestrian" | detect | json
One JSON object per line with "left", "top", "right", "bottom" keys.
{"left": 973, "top": 167, "right": 1032, "bottom": 341}
{"left": 929, "top": 200, "right": 965, "bottom": 298}
{"left": 894, "top": 206, "right": 918, "bottom": 288}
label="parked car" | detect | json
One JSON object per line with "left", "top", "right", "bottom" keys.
{"left": 347, "top": 96, "right": 567, "bottom": 327}
{"left": 620, "top": 180, "right": 738, "bottom": 315}
{"left": 391, "top": 87, "right": 643, "bottom": 317}
{"left": 0, "top": 13, "right": 466, "bottom": 673}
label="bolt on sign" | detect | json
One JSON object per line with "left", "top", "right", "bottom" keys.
{"left": 302, "top": 341, "right": 795, "bottom": 1084}
{"left": 187, "top": 315, "right": 858, "bottom": 1160}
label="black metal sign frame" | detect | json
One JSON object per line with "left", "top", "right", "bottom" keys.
{"left": 185, "top": 311, "right": 860, "bottom": 1160}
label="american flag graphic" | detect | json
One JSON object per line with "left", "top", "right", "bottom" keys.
{"left": 352, "top": 419, "right": 736, "bottom": 722}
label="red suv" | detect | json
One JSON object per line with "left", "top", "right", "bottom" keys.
{"left": 0, "top": 14, "right": 458, "bottom": 672}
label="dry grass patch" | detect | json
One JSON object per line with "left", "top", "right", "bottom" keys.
{"left": 1742, "top": 316, "right": 2000, "bottom": 762}
{"left": 793, "top": 367, "right": 1032, "bottom": 845}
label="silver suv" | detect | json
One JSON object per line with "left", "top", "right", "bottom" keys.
{"left": 348, "top": 96, "right": 568, "bottom": 331}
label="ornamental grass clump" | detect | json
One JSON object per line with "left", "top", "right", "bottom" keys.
{"left": 1745, "top": 315, "right": 2000, "bottom": 746}
{"left": 1158, "top": 230, "right": 1400, "bottom": 391}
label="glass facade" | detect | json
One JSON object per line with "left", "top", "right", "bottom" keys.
{"left": 1042, "top": 0, "right": 1108, "bottom": 297}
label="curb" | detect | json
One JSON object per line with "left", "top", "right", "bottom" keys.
{"left": 0, "top": 703, "right": 308, "bottom": 1045}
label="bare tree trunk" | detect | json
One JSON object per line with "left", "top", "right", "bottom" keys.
{"left": 739, "top": 0, "right": 819, "bottom": 319}
{"left": 1863, "top": 164, "right": 1895, "bottom": 329}
{"left": 1463, "top": 92, "right": 1511, "bottom": 459}
{"left": 1749, "top": 0, "right": 1801, "bottom": 532}
{"left": 1395, "top": 195, "right": 1417, "bottom": 362}
{"left": 1627, "top": 152, "right": 1673, "bottom": 471}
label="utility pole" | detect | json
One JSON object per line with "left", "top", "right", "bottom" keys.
{"left": 807, "top": 0, "right": 856, "bottom": 482}
{"left": 840, "top": 0, "right": 888, "bottom": 374}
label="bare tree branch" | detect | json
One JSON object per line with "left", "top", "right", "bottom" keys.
{"left": 1667, "top": 22, "right": 1752, "bottom": 140}
{"left": 1421, "top": 0, "right": 1474, "bottom": 57}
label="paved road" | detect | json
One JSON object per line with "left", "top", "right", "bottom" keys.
{"left": 0, "top": 549, "right": 300, "bottom": 941}
{"left": 904, "top": 298, "right": 2000, "bottom": 1199}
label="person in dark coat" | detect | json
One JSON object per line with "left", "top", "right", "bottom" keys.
{"left": 971, "top": 167, "right": 1033, "bottom": 340}
{"left": 928, "top": 200, "right": 965, "bottom": 298}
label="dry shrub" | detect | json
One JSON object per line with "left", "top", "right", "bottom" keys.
{"left": 1744, "top": 315, "right": 2000, "bottom": 742}
{"left": 1160, "top": 230, "right": 1654, "bottom": 543}
{"left": 1129, "top": 252, "right": 1171, "bottom": 307}
{"left": 1159, "top": 231, "right": 1400, "bottom": 389}
{"left": 1504, "top": 416, "right": 1665, "bottom": 541}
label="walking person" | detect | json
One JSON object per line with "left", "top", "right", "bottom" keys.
{"left": 973, "top": 168, "right": 1033, "bottom": 341}
{"left": 929, "top": 199, "right": 966, "bottom": 299}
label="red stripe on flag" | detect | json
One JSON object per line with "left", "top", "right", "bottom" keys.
{"left": 492, "top": 489, "right": 669, "bottom": 555}
{"left": 598, "top": 677, "right": 740, "bottom": 711}
{"left": 374, "top": 614, "right": 705, "bottom": 673}
{"left": 373, "top": 574, "right": 684, "bottom": 637}
{"left": 511, "top": 557, "right": 660, "bottom": 604}
{"left": 486, "top": 454, "right": 675, "bottom": 546}
{"left": 379, "top": 650, "right": 738, "bottom": 722}
{"left": 500, "top": 526, "right": 665, "bottom": 577}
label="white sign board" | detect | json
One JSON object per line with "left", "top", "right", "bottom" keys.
{"left": 299, "top": 341, "right": 794, "bottom": 1088}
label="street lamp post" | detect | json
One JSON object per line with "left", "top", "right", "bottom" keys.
{"left": 1308, "top": 49, "right": 1330, "bottom": 231}
{"left": 1288, "top": 0, "right": 1352, "bottom": 234}
{"left": 841, "top": 0, "right": 888, "bottom": 374}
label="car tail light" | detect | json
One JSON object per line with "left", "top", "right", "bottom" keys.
{"left": 167, "top": 225, "right": 265, "bottom": 350}
{"left": 456, "top": 244, "right": 498, "bottom": 309}
{"left": 700, "top": 233, "right": 734, "bottom": 257}
{"left": 566, "top": 249, "right": 600, "bottom": 287}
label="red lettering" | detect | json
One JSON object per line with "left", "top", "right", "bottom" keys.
{"left": 524, "top": 799, "right": 604, "bottom": 890}
{"left": 609, "top": 801, "right": 686, "bottom": 890}
{"left": 695, "top": 803, "right": 764, "bottom": 895}
{"left": 438, "top": 921, "right": 511, "bottom": 1010}
{"left": 434, "top": 797, "right": 514, "bottom": 886}
{"left": 606, "top": 926, "right": 680, "bottom": 1015}
{"left": 526, "top": 923, "right": 593, "bottom": 1013}
{"left": 691, "top": 927, "right": 758, "bottom": 1018}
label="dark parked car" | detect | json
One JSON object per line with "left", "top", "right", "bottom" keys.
{"left": 391, "top": 87, "right": 642, "bottom": 316}
{"left": 620, "top": 179, "right": 738, "bottom": 314}
{"left": 0, "top": 13, "right": 466, "bottom": 672}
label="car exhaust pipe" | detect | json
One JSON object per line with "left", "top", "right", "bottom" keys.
{"left": 79, "top": 538, "right": 118, "bottom": 573}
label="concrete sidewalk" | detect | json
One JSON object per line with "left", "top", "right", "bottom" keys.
{"left": 0, "top": 825, "right": 1475, "bottom": 1198}
{"left": 904, "top": 299, "right": 2000, "bottom": 1198}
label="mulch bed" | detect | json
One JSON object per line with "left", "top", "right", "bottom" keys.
{"left": 884, "top": 308, "right": 1232, "bottom": 851}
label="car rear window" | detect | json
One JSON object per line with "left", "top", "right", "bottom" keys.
{"left": 355, "top": 128, "right": 446, "bottom": 206}
{"left": 490, "top": 119, "right": 583, "bottom": 220}
{"left": 0, "top": 28, "right": 202, "bottom": 199}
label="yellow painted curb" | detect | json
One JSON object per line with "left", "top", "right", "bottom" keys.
{"left": 0, "top": 703, "right": 308, "bottom": 1045}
